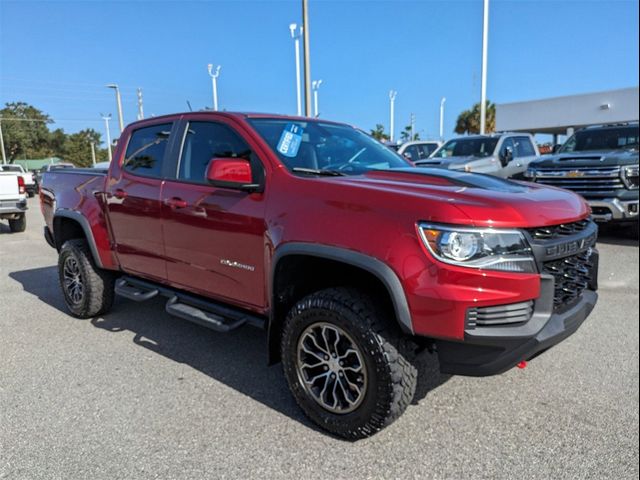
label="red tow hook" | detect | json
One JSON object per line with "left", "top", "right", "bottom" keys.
{"left": 517, "top": 361, "right": 528, "bottom": 369}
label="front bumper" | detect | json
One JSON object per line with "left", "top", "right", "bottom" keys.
{"left": 435, "top": 284, "right": 597, "bottom": 376}
{"left": 587, "top": 197, "right": 638, "bottom": 223}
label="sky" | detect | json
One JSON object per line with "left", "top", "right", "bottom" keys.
{"left": 0, "top": 0, "right": 638, "bottom": 143}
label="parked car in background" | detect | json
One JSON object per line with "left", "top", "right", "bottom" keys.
{"left": 416, "top": 133, "right": 540, "bottom": 178}
{"left": 0, "top": 164, "right": 36, "bottom": 197}
{"left": 525, "top": 124, "right": 639, "bottom": 233}
{"left": 40, "top": 111, "right": 598, "bottom": 439}
{"left": 34, "top": 162, "right": 75, "bottom": 192}
{"left": 397, "top": 140, "right": 442, "bottom": 162}
{"left": 0, "top": 167, "right": 27, "bottom": 232}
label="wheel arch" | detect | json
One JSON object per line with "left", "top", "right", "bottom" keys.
{"left": 53, "top": 210, "right": 104, "bottom": 268}
{"left": 268, "top": 243, "right": 413, "bottom": 364}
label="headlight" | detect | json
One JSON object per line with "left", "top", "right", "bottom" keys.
{"left": 524, "top": 168, "right": 536, "bottom": 179}
{"left": 622, "top": 164, "right": 639, "bottom": 189}
{"left": 418, "top": 223, "right": 537, "bottom": 273}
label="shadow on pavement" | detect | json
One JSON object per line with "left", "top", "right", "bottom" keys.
{"left": 597, "top": 224, "right": 639, "bottom": 247}
{"left": 9, "top": 265, "right": 450, "bottom": 438}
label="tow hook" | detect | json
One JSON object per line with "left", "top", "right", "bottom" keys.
{"left": 517, "top": 361, "right": 528, "bottom": 369}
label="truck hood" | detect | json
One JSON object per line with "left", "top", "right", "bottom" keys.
{"left": 416, "top": 155, "right": 482, "bottom": 168}
{"left": 329, "top": 168, "right": 589, "bottom": 228}
{"left": 531, "top": 149, "right": 639, "bottom": 169}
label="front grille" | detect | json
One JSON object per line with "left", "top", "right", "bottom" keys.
{"left": 543, "top": 248, "right": 595, "bottom": 311}
{"left": 534, "top": 166, "right": 625, "bottom": 194}
{"left": 467, "top": 301, "right": 534, "bottom": 329}
{"left": 527, "top": 219, "right": 590, "bottom": 240}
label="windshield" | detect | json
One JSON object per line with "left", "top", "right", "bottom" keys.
{"left": 248, "top": 118, "right": 411, "bottom": 175}
{"left": 1, "top": 165, "right": 21, "bottom": 172}
{"left": 560, "top": 126, "right": 639, "bottom": 153}
{"left": 432, "top": 137, "right": 499, "bottom": 158}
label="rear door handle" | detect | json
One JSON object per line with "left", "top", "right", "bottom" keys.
{"left": 165, "top": 197, "right": 188, "bottom": 209}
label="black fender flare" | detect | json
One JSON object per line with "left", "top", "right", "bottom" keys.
{"left": 268, "top": 243, "right": 414, "bottom": 363}
{"left": 53, "top": 209, "right": 104, "bottom": 268}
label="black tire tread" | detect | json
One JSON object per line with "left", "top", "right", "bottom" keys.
{"left": 281, "top": 287, "right": 417, "bottom": 440}
{"left": 58, "top": 239, "right": 114, "bottom": 318}
{"left": 8, "top": 214, "right": 26, "bottom": 233}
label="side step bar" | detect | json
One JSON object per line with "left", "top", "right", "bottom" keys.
{"left": 115, "top": 276, "right": 266, "bottom": 333}
{"left": 115, "top": 278, "right": 159, "bottom": 301}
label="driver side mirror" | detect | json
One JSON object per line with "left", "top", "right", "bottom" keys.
{"left": 206, "top": 157, "right": 261, "bottom": 192}
{"left": 500, "top": 146, "right": 513, "bottom": 166}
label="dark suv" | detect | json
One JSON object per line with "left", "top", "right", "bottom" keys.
{"left": 525, "top": 124, "right": 639, "bottom": 232}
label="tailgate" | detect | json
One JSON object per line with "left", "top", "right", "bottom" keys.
{"left": 0, "top": 173, "right": 19, "bottom": 201}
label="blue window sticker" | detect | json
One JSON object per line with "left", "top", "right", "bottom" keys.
{"left": 276, "top": 123, "right": 304, "bottom": 158}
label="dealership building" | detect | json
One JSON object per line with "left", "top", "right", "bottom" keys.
{"left": 496, "top": 87, "right": 639, "bottom": 144}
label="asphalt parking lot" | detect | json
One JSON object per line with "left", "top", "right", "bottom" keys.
{"left": 1, "top": 198, "right": 638, "bottom": 479}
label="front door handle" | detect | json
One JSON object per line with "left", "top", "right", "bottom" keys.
{"left": 113, "top": 189, "right": 127, "bottom": 199}
{"left": 165, "top": 197, "right": 188, "bottom": 209}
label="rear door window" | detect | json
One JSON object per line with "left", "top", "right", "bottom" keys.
{"left": 123, "top": 123, "right": 173, "bottom": 177}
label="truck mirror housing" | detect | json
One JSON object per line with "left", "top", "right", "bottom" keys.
{"left": 206, "top": 158, "right": 260, "bottom": 192}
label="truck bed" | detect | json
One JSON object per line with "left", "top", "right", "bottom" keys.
{"left": 40, "top": 168, "right": 114, "bottom": 266}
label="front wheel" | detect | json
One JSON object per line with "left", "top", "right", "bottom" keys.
{"left": 58, "top": 239, "right": 114, "bottom": 318}
{"left": 281, "top": 287, "right": 417, "bottom": 439}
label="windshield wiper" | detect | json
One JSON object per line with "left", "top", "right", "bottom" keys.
{"left": 291, "top": 167, "right": 346, "bottom": 176}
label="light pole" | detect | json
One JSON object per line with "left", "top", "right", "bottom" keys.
{"left": 289, "top": 23, "right": 303, "bottom": 116}
{"left": 136, "top": 88, "right": 144, "bottom": 120}
{"left": 302, "top": 0, "right": 312, "bottom": 116}
{"left": 389, "top": 90, "right": 397, "bottom": 143}
{"left": 106, "top": 84, "right": 124, "bottom": 133}
{"left": 312, "top": 80, "right": 322, "bottom": 117}
{"left": 480, "top": 0, "right": 489, "bottom": 134}
{"left": 101, "top": 113, "right": 113, "bottom": 162}
{"left": 410, "top": 113, "right": 415, "bottom": 140}
{"left": 0, "top": 119, "right": 7, "bottom": 164}
{"left": 90, "top": 141, "right": 96, "bottom": 167}
{"left": 439, "top": 97, "right": 447, "bottom": 141}
{"left": 207, "top": 63, "right": 221, "bottom": 111}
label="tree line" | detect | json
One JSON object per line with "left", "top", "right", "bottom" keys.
{"left": 0, "top": 102, "right": 109, "bottom": 167}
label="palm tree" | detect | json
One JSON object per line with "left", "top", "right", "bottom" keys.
{"left": 370, "top": 124, "right": 390, "bottom": 141}
{"left": 454, "top": 101, "right": 496, "bottom": 134}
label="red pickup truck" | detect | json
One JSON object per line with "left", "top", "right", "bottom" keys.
{"left": 40, "top": 112, "right": 599, "bottom": 439}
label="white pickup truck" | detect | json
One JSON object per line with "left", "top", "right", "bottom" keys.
{"left": 0, "top": 166, "right": 28, "bottom": 232}
{"left": 0, "top": 164, "right": 37, "bottom": 197}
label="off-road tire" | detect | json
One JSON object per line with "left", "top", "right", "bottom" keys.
{"left": 281, "top": 287, "right": 417, "bottom": 439}
{"left": 58, "top": 239, "right": 114, "bottom": 318}
{"left": 8, "top": 214, "right": 26, "bottom": 233}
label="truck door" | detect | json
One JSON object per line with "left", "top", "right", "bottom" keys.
{"left": 160, "top": 118, "right": 268, "bottom": 310}
{"left": 511, "top": 136, "right": 539, "bottom": 177}
{"left": 105, "top": 121, "right": 176, "bottom": 282}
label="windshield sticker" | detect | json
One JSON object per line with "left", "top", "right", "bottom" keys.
{"left": 277, "top": 123, "right": 304, "bottom": 157}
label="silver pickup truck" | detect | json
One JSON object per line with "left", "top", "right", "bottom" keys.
{"left": 415, "top": 133, "right": 540, "bottom": 178}
{"left": 0, "top": 166, "right": 28, "bottom": 232}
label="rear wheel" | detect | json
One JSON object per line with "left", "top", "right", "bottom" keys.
{"left": 58, "top": 239, "right": 114, "bottom": 318}
{"left": 8, "top": 214, "right": 26, "bottom": 233}
{"left": 281, "top": 287, "right": 417, "bottom": 439}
